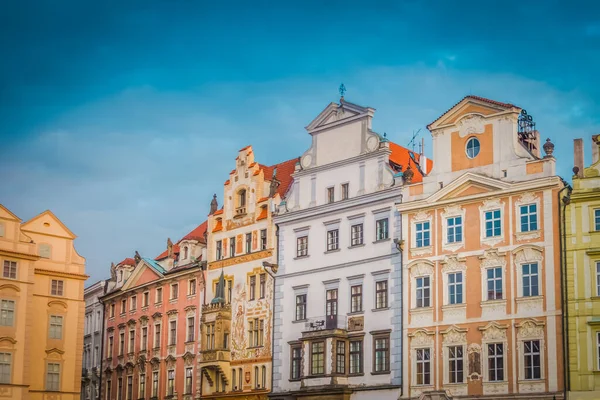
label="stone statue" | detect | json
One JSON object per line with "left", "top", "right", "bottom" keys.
{"left": 209, "top": 194, "right": 218, "bottom": 215}
{"left": 110, "top": 262, "right": 117, "bottom": 282}
{"left": 134, "top": 251, "right": 142, "bottom": 264}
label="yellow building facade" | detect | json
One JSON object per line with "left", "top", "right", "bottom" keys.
{"left": 0, "top": 205, "right": 87, "bottom": 400}
{"left": 566, "top": 136, "right": 600, "bottom": 400}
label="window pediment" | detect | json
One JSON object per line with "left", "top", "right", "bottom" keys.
{"left": 408, "top": 260, "right": 434, "bottom": 278}
{"left": 479, "top": 248, "right": 506, "bottom": 269}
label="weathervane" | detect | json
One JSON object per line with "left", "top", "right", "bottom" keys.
{"left": 339, "top": 83, "right": 346, "bottom": 100}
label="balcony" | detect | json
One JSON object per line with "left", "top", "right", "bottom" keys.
{"left": 198, "top": 349, "right": 231, "bottom": 364}
{"left": 201, "top": 302, "right": 231, "bottom": 314}
{"left": 234, "top": 206, "right": 247, "bottom": 217}
{"left": 301, "top": 315, "right": 348, "bottom": 339}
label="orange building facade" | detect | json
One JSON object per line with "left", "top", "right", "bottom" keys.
{"left": 398, "top": 97, "right": 564, "bottom": 399}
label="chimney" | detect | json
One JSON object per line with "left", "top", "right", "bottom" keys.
{"left": 592, "top": 134, "right": 600, "bottom": 164}
{"left": 574, "top": 138, "right": 584, "bottom": 178}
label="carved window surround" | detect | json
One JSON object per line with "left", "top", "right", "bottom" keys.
{"left": 408, "top": 329, "right": 435, "bottom": 391}
{"left": 441, "top": 326, "right": 467, "bottom": 391}
{"left": 479, "top": 249, "right": 507, "bottom": 318}
{"left": 479, "top": 322, "right": 509, "bottom": 395}
{"left": 410, "top": 211, "right": 433, "bottom": 257}
{"left": 441, "top": 205, "right": 466, "bottom": 253}
{"left": 441, "top": 255, "right": 467, "bottom": 323}
{"left": 513, "top": 245, "right": 545, "bottom": 315}
{"left": 408, "top": 260, "right": 435, "bottom": 327}
{"left": 516, "top": 319, "right": 546, "bottom": 393}
{"left": 479, "top": 199, "right": 505, "bottom": 248}
{"left": 514, "top": 192, "right": 542, "bottom": 241}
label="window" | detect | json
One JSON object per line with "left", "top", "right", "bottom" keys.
{"left": 291, "top": 345, "right": 302, "bottom": 379}
{"left": 327, "top": 187, "right": 334, "bottom": 203}
{"left": 254, "top": 366, "right": 259, "bottom": 388}
{"left": 295, "top": 294, "right": 306, "bottom": 321}
{"left": 152, "top": 371, "right": 159, "bottom": 397}
{"left": 117, "top": 377, "right": 123, "bottom": 400}
{"left": 523, "top": 340, "right": 541, "bottom": 380}
{"left": 415, "top": 222, "right": 430, "bottom": 247}
{"left": 262, "top": 365, "right": 267, "bottom": 389}
{"left": 597, "top": 262, "right": 600, "bottom": 296}
{"left": 522, "top": 263, "right": 539, "bottom": 297}
{"left": 141, "top": 327, "right": 148, "bottom": 351}
{"left": 229, "top": 236, "right": 236, "bottom": 256}
{"left": 130, "top": 296, "right": 136, "bottom": 311}
{"left": 167, "top": 370, "right": 175, "bottom": 396}
{"left": 488, "top": 343, "right": 504, "bottom": 381}
{"left": 376, "top": 218, "right": 389, "bottom": 241}
{"left": 206, "top": 323, "right": 215, "bottom": 350}
{"left": 0, "top": 300, "right": 15, "bottom": 326}
{"left": 448, "top": 272, "right": 463, "bottom": 304}
{"left": 139, "top": 373, "right": 146, "bottom": 397}
{"left": 216, "top": 240, "right": 222, "bottom": 260}
{"left": 128, "top": 329, "right": 135, "bottom": 353}
{"left": 106, "top": 380, "right": 112, "bottom": 400}
{"left": 311, "top": 342, "right": 325, "bottom": 375}
{"left": 376, "top": 280, "right": 388, "bottom": 309}
{"left": 121, "top": 299, "right": 126, "bottom": 314}
{"left": 142, "top": 292, "right": 149, "bottom": 307}
{"left": 341, "top": 183, "right": 349, "bottom": 200}
{"left": 416, "top": 348, "right": 431, "bottom": 385}
{"left": 183, "top": 246, "right": 188, "bottom": 260}
{"left": 595, "top": 209, "right": 600, "bottom": 231}
{"left": 484, "top": 210, "right": 502, "bottom": 237}
{"left": 349, "top": 340, "right": 363, "bottom": 374}
{"left": 170, "top": 283, "right": 178, "bottom": 300}
{"left": 447, "top": 216, "right": 463, "bottom": 243}
{"left": 260, "top": 229, "right": 267, "bottom": 250}
{"left": 259, "top": 273, "right": 266, "bottom": 299}
{"left": 169, "top": 320, "right": 177, "bottom": 345}
{"left": 51, "top": 280, "right": 64, "bottom": 296}
{"left": 487, "top": 267, "right": 503, "bottom": 300}
{"left": 466, "top": 137, "right": 480, "bottom": 158}
{"left": 224, "top": 332, "right": 229, "bottom": 349}
{"left": 156, "top": 287, "right": 163, "bottom": 304}
{"left": 327, "top": 229, "right": 339, "bottom": 251}
{"left": 374, "top": 335, "right": 390, "bottom": 373}
{"left": 351, "top": 223, "right": 364, "bottom": 246}
{"left": 227, "top": 279, "right": 233, "bottom": 303}
{"left": 351, "top": 285, "right": 363, "bottom": 313}
{"left": 297, "top": 236, "right": 308, "bottom": 257}
{"left": 188, "top": 279, "right": 197, "bottom": 296}
{"left": 416, "top": 277, "right": 430, "bottom": 308}
{"left": 126, "top": 376, "right": 133, "bottom": 400}
{"left": 49, "top": 315, "right": 63, "bottom": 339}
{"left": 2, "top": 261, "right": 16, "bottom": 279}
{"left": 110, "top": 304, "right": 115, "bottom": 318}
{"left": 246, "top": 233, "right": 252, "bottom": 254}
{"left": 520, "top": 204, "right": 538, "bottom": 232}
{"left": 258, "top": 319, "right": 264, "bottom": 346}
{"left": 0, "top": 353, "right": 11, "bottom": 384}
{"left": 185, "top": 367, "right": 193, "bottom": 394}
{"left": 154, "top": 324, "right": 161, "bottom": 348}
{"left": 119, "top": 332, "right": 125, "bottom": 355}
{"left": 597, "top": 332, "right": 600, "bottom": 370}
{"left": 249, "top": 276, "right": 256, "bottom": 300}
{"left": 232, "top": 368, "right": 237, "bottom": 390}
{"left": 108, "top": 336, "right": 114, "bottom": 357}
{"left": 238, "top": 189, "right": 246, "bottom": 207}
{"left": 46, "top": 363, "right": 60, "bottom": 391}
{"left": 238, "top": 367, "right": 243, "bottom": 390}
{"left": 336, "top": 341, "right": 346, "bottom": 374}
{"left": 187, "top": 317, "right": 195, "bottom": 342}
{"left": 448, "top": 345, "right": 464, "bottom": 383}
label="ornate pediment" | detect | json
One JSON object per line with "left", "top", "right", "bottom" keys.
{"left": 441, "top": 255, "right": 466, "bottom": 273}
{"left": 479, "top": 321, "right": 509, "bottom": 341}
{"left": 516, "top": 319, "right": 545, "bottom": 339}
{"left": 127, "top": 319, "right": 136, "bottom": 327}
{"left": 441, "top": 325, "right": 467, "bottom": 344}
{"left": 152, "top": 312, "right": 162, "bottom": 320}
{"left": 408, "top": 328, "right": 435, "bottom": 348}
{"left": 408, "top": 260, "right": 435, "bottom": 279}
{"left": 479, "top": 248, "right": 506, "bottom": 269}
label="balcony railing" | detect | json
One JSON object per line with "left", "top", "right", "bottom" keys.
{"left": 303, "top": 315, "right": 348, "bottom": 332}
{"left": 198, "top": 349, "right": 231, "bottom": 363}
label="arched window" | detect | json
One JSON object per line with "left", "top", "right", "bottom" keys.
{"left": 238, "top": 189, "right": 246, "bottom": 207}
{"left": 183, "top": 246, "right": 188, "bottom": 260}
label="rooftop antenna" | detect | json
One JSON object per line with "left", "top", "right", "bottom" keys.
{"left": 407, "top": 129, "right": 422, "bottom": 152}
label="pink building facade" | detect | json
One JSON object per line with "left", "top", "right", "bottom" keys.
{"left": 101, "top": 222, "right": 207, "bottom": 400}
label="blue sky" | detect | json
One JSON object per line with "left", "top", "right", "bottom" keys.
{"left": 1, "top": 0, "right": 599, "bottom": 284}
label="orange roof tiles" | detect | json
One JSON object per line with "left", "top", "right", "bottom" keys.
{"left": 155, "top": 221, "right": 206, "bottom": 260}
{"left": 259, "top": 157, "right": 298, "bottom": 198}
{"left": 257, "top": 197, "right": 269, "bottom": 203}
{"left": 239, "top": 145, "right": 252, "bottom": 152}
{"left": 389, "top": 142, "right": 433, "bottom": 183}
{"left": 257, "top": 206, "right": 268, "bottom": 220}
{"left": 119, "top": 257, "right": 136, "bottom": 266}
{"left": 213, "top": 209, "right": 224, "bottom": 216}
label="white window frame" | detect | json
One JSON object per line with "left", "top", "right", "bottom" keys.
{"left": 49, "top": 315, "right": 63, "bottom": 339}
{"left": 46, "top": 362, "right": 61, "bottom": 391}
{"left": 485, "top": 266, "right": 503, "bottom": 301}
{"left": 516, "top": 321, "right": 545, "bottom": 382}
{"left": 594, "top": 209, "right": 600, "bottom": 232}
{"left": 446, "top": 344, "right": 465, "bottom": 384}
{"left": 479, "top": 199, "right": 505, "bottom": 247}
{"left": 326, "top": 229, "right": 339, "bottom": 252}
{"left": 521, "top": 262, "right": 540, "bottom": 297}
{"left": 351, "top": 223, "right": 364, "bottom": 246}
{"left": 441, "top": 204, "right": 466, "bottom": 253}
{"left": 595, "top": 261, "right": 600, "bottom": 297}
{"left": 415, "top": 276, "right": 431, "bottom": 308}
{"left": 415, "top": 347, "right": 432, "bottom": 386}
{"left": 294, "top": 226, "right": 310, "bottom": 258}
{"left": 447, "top": 272, "right": 463, "bottom": 305}
{"left": 515, "top": 193, "right": 541, "bottom": 240}
{"left": 0, "top": 352, "right": 11, "bottom": 384}
{"left": 0, "top": 299, "right": 15, "bottom": 327}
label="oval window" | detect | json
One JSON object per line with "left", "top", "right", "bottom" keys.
{"left": 466, "top": 137, "right": 480, "bottom": 159}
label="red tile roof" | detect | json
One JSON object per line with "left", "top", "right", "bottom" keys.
{"left": 427, "top": 95, "right": 519, "bottom": 129}
{"left": 259, "top": 157, "right": 299, "bottom": 198}
{"left": 155, "top": 221, "right": 206, "bottom": 260}
{"left": 119, "top": 257, "right": 136, "bottom": 266}
{"left": 389, "top": 142, "right": 433, "bottom": 183}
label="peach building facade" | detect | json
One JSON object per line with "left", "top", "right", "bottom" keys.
{"left": 397, "top": 97, "right": 564, "bottom": 399}
{"left": 0, "top": 205, "right": 87, "bottom": 400}
{"left": 101, "top": 221, "right": 207, "bottom": 400}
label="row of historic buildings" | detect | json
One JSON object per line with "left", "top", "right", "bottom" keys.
{"left": 80, "top": 94, "right": 600, "bottom": 400}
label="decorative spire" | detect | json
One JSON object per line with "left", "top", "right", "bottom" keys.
{"left": 209, "top": 194, "right": 218, "bottom": 215}
{"left": 211, "top": 270, "right": 226, "bottom": 304}
{"left": 543, "top": 138, "right": 555, "bottom": 158}
{"left": 403, "top": 164, "right": 414, "bottom": 184}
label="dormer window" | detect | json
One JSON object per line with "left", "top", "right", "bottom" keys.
{"left": 238, "top": 189, "right": 246, "bottom": 207}
{"left": 118, "top": 270, "right": 123, "bottom": 282}
{"left": 183, "top": 246, "right": 188, "bottom": 260}
{"left": 466, "top": 137, "right": 480, "bottom": 159}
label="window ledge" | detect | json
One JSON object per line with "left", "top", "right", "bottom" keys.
{"left": 410, "top": 246, "right": 432, "bottom": 257}
{"left": 480, "top": 299, "right": 507, "bottom": 306}
{"left": 288, "top": 378, "right": 302, "bottom": 382}
{"left": 348, "top": 243, "right": 365, "bottom": 249}
{"left": 371, "top": 371, "right": 390, "bottom": 375}
{"left": 294, "top": 255, "right": 310, "bottom": 260}
{"left": 518, "top": 379, "right": 545, "bottom": 383}
{"left": 372, "top": 307, "right": 390, "bottom": 312}
{"left": 442, "top": 303, "right": 466, "bottom": 310}
{"left": 347, "top": 311, "right": 364, "bottom": 316}
{"left": 348, "top": 373, "right": 365, "bottom": 377}
{"left": 516, "top": 296, "right": 543, "bottom": 302}
{"left": 324, "top": 248, "right": 341, "bottom": 254}
{"left": 292, "top": 319, "right": 307, "bottom": 324}
{"left": 411, "top": 306, "right": 433, "bottom": 313}
{"left": 373, "top": 238, "right": 391, "bottom": 244}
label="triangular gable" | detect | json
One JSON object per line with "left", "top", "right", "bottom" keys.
{"left": 0, "top": 204, "right": 21, "bottom": 222}
{"left": 305, "top": 100, "right": 374, "bottom": 133}
{"left": 20, "top": 210, "right": 76, "bottom": 239}
{"left": 121, "top": 260, "right": 164, "bottom": 291}
{"left": 428, "top": 95, "right": 519, "bottom": 131}
{"left": 425, "top": 172, "right": 511, "bottom": 204}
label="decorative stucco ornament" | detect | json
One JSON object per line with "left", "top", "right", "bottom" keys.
{"left": 543, "top": 138, "right": 555, "bottom": 157}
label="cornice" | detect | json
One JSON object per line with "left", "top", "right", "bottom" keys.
{"left": 208, "top": 249, "right": 272, "bottom": 270}
{"left": 34, "top": 268, "right": 88, "bottom": 280}
{"left": 293, "top": 147, "right": 391, "bottom": 178}
{"left": 0, "top": 248, "right": 39, "bottom": 261}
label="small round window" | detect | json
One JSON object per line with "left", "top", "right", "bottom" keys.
{"left": 466, "top": 137, "right": 480, "bottom": 159}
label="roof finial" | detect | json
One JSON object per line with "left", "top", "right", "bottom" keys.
{"left": 339, "top": 83, "right": 346, "bottom": 101}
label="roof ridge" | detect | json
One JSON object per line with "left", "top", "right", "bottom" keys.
{"left": 427, "top": 95, "right": 520, "bottom": 129}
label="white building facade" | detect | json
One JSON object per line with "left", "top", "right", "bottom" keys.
{"left": 82, "top": 280, "right": 107, "bottom": 400}
{"left": 271, "top": 98, "right": 429, "bottom": 400}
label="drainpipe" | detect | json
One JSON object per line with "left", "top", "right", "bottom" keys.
{"left": 558, "top": 179, "right": 572, "bottom": 399}
{"left": 99, "top": 282, "right": 107, "bottom": 400}
{"left": 265, "top": 224, "right": 279, "bottom": 398}
{"left": 394, "top": 194, "right": 404, "bottom": 399}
